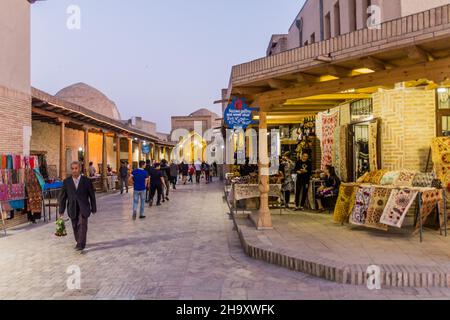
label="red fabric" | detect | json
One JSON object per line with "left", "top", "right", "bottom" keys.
{"left": 1, "top": 155, "right": 6, "bottom": 170}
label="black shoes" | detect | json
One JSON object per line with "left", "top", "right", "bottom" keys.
{"left": 139, "top": 216, "right": 146, "bottom": 219}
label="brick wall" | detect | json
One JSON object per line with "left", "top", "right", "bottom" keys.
{"left": 0, "top": 86, "right": 31, "bottom": 155}
{"left": 31, "top": 121, "right": 84, "bottom": 177}
{"left": 373, "top": 87, "right": 436, "bottom": 171}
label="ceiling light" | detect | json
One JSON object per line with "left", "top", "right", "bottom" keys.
{"left": 354, "top": 68, "right": 375, "bottom": 74}
{"left": 438, "top": 87, "right": 448, "bottom": 93}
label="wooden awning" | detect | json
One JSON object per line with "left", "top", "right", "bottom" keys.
{"left": 32, "top": 87, "right": 175, "bottom": 147}
{"left": 228, "top": 4, "right": 450, "bottom": 109}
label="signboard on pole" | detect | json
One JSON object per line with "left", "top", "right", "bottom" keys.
{"left": 224, "top": 98, "right": 258, "bottom": 129}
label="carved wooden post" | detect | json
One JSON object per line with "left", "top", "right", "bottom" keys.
{"left": 257, "top": 104, "right": 273, "bottom": 229}
{"left": 59, "top": 120, "right": 67, "bottom": 180}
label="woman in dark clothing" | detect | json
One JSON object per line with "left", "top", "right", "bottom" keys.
{"left": 316, "top": 165, "right": 341, "bottom": 211}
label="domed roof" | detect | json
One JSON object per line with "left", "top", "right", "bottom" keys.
{"left": 189, "top": 108, "right": 220, "bottom": 118}
{"left": 56, "top": 82, "right": 121, "bottom": 120}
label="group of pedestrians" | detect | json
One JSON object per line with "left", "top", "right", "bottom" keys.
{"left": 128, "top": 159, "right": 177, "bottom": 220}
{"left": 179, "top": 159, "right": 216, "bottom": 185}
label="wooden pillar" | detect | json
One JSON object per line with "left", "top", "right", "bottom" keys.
{"left": 116, "top": 135, "right": 121, "bottom": 172}
{"left": 257, "top": 109, "right": 273, "bottom": 229}
{"left": 102, "top": 132, "right": 108, "bottom": 192}
{"left": 84, "top": 128, "right": 90, "bottom": 176}
{"left": 128, "top": 138, "right": 133, "bottom": 169}
{"left": 59, "top": 120, "right": 67, "bottom": 180}
{"left": 138, "top": 140, "right": 143, "bottom": 162}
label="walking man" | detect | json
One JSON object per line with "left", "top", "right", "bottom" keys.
{"left": 194, "top": 159, "right": 202, "bottom": 184}
{"left": 294, "top": 153, "right": 312, "bottom": 211}
{"left": 119, "top": 161, "right": 129, "bottom": 194}
{"left": 160, "top": 159, "right": 170, "bottom": 202}
{"left": 148, "top": 162, "right": 166, "bottom": 206}
{"left": 169, "top": 160, "right": 178, "bottom": 190}
{"left": 59, "top": 161, "right": 97, "bottom": 251}
{"left": 131, "top": 161, "right": 148, "bottom": 220}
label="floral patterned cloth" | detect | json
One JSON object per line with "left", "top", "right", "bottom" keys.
{"left": 229, "top": 184, "right": 282, "bottom": 202}
{"left": 369, "top": 121, "right": 378, "bottom": 171}
{"left": 414, "top": 189, "right": 443, "bottom": 234}
{"left": 350, "top": 187, "right": 374, "bottom": 226}
{"left": 339, "top": 125, "right": 349, "bottom": 182}
{"left": 26, "top": 169, "right": 42, "bottom": 214}
{"left": 365, "top": 187, "right": 391, "bottom": 231}
{"left": 333, "top": 184, "right": 358, "bottom": 224}
{"left": 332, "top": 126, "right": 341, "bottom": 179}
{"left": 368, "top": 170, "right": 388, "bottom": 185}
{"left": 394, "top": 170, "right": 417, "bottom": 187}
{"left": 321, "top": 110, "right": 339, "bottom": 170}
{"left": 412, "top": 172, "right": 436, "bottom": 188}
{"left": 380, "top": 188, "right": 419, "bottom": 228}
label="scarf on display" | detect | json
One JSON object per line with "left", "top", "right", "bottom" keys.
{"left": 365, "top": 187, "right": 391, "bottom": 231}
{"left": 380, "top": 188, "right": 419, "bottom": 228}
{"left": 413, "top": 189, "right": 443, "bottom": 234}
{"left": 332, "top": 126, "right": 341, "bottom": 180}
{"left": 368, "top": 170, "right": 388, "bottom": 185}
{"left": 431, "top": 137, "right": 450, "bottom": 208}
{"left": 321, "top": 110, "right": 339, "bottom": 171}
{"left": 394, "top": 170, "right": 417, "bottom": 187}
{"left": 368, "top": 121, "right": 378, "bottom": 171}
{"left": 339, "top": 125, "right": 349, "bottom": 183}
{"left": 26, "top": 169, "right": 42, "bottom": 214}
{"left": 316, "top": 112, "right": 323, "bottom": 144}
{"left": 350, "top": 186, "right": 374, "bottom": 226}
{"left": 333, "top": 184, "right": 358, "bottom": 224}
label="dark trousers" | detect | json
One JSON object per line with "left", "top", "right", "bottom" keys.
{"left": 284, "top": 191, "right": 291, "bottom": 207}
{"left": 149, "top": 184, "right": 163, "bottom": 205}
{"left": 295, "top": 178, "right": 309, "bottom": 208}
{"left": 205, "top": 171, "right": 210, "bottom": 183}
{"left": 119, "top": 177, "right": 128, "bottom": 193}
{"left": 170, "top": 176, "right": 177, "bottom": 189}
{"left": 71, "top": 212, "right": 88, "bottom": 249}
{"left": 196, "top": 171, "right": 201, "bottom": 183}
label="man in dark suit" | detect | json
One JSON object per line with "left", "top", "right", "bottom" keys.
{"left": 59, "top": 161, "right": 97, "bottom": 251}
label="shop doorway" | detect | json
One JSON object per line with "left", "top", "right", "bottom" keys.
{"left": 349, "top": 122, "right": 370, "bottom": 180}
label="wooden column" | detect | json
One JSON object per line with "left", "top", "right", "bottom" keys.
{"left": 138, "top": 140, "right": 143, "bottom": 162}
{"left": 59, "top": 120, "right": 67, "bottom": 180}
{"left": 257, "top": 109, "right": 273, "bottom": 229}
{"left": 128, "top": 138, "right": 133, "bottom": 169}
{"left": 84, "top": 128, "right": 90, "bottom": 176}
{"left": 116, "top": 135, "right": 121, "bottom": 172}
{"left": 102, "top": 132, "right": 108, "bottom": 192}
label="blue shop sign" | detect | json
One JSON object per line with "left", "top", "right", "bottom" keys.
{"left": 224, "top": 98, "right": 258, "bottom": 129}
{"left": 142, "top": 144, "right": 150, "bottom": 155}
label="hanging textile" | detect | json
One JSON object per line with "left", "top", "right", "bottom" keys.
{"left": 6, "top": 155, "right": 13, "bottom": 170}
{"left": 350, "top": 186, "right": 374, "bottom": 226}
{"left": 26, "top": 169, "right": 42, "bottom": 214}
{"left": 380, "top": 188, "right": 419, "bottom": 228}
{"left": 394, "top": 170, "right": 417, "bottom": 187}
{"left": 9, "top": 200, "right": 24, "bottom": 210}
{"left": 365, "top": 187, "right": 391, "bottom": 231}
{"left": 339, "top": 125, "right": 349, "bottom": 182}
{"left": 413, "top": 189, "right": 443, "bottom": 234}
{"left": 332, "top": 126, "right": 341, "bottom": 179}
{"left": 321, "top": 110, "right": 339, "bottom": 170}
{"left": 412, "top": 172, "right": 436, "bottom": 188}
{"left": 431, "top": 137, "right": 450, "bottom": 206}
{"left": 33, "top": 168, "right": 46, "bottom": 190}
{"left": 368, "top": 121, "right": 378, "bottom": 171}
{"left": 368, "top": 169, "right": 388, "bottom": 185}
{"left": 316, "top": 112, "right": 323, "bottom": 143}
{"left": 1, "top": 155, "right": 6, "bottom": 170}
{"left": 333, "top": 184, "right": 358, "bottom": 224}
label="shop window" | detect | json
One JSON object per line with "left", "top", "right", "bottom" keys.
{"left": 350, "top": 99, "right": 373, "bottom": 122}
{"left": 310, "top": 33, "right": 316, "bottom": 44}
{"left": 324, "top": 12, "right": 331, "bottom": 40}
{"left": 436, "top": 88, "right": 450, "bottom": 136}
{"left": 349, "top": 0, "right": 357, "bottom": 32}
{"left": 353, "top": 124, "right": 370, "bottom": 179}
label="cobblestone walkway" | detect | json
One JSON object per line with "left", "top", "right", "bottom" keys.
{"left": 1, "top": 181, "right": 450, "bottom": 300}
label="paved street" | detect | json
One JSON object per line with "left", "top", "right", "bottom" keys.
{"left": 1, "top": 181, "right": 450, "bottom": 300}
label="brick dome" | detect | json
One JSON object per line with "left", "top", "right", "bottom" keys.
{"left": 56, "top": 82, "right": 121, "bottom": 120}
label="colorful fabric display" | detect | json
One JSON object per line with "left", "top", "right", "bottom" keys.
{"left": 380, "top": 171, "right": 400, "bottom": 186}
{"left": 380, "top": 188, "right": 419, "bottom": 228}
{"left": 339, "top": 125, "right": 349, "bottom": 182}
{"left": 414, "top": 189, "right": 443, "bottom": 234}
{"left": 9, "top": 200, "right": 24, "bottom": 210}
{"left": 365, "top": 187, "right": 391, "bottom": 231}
{"left": 26, "top": 169, "right": 42, "bottom": 214}
{"left": 6, "top": 155, "right": 13, "bottom": 170}
{"left": 412, "top": 172, "right": 436, "bottom": 188}
{"left": 394, "top": 170, "right": 417, "bottom": 187}
{"left": 0, "top": 184, "right": 8, "bottom": 201}
{"left": 369, "top": 121, "right": 378, "bottom": 171}
{"left": 1, "top": 155, "right": 6, "bottom": 170}
{"left": 368, "top": 170, "right": 388, "bottom": 185}
{"left": 333, "top": 184, "right": 358, "bottom": 224}
{"left": 321, "top": 110, "right": 339, "bottom": 170}
{"left": 350, "top": 186, "right": 374, "bottom": 226}
{"left": 8, "top": 183, "right": 25, "bottom": 201}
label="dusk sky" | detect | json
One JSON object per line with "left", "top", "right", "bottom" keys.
{"left": 31, "top": 0, "right": 305, "bottom": 133}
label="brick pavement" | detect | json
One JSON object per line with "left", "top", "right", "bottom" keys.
{"left": 1, "top": 181, "right": 450, "bottom": 300}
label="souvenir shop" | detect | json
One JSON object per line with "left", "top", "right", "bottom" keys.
{"left": 0, "top": 154, "right": 43, "bottom": 234}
